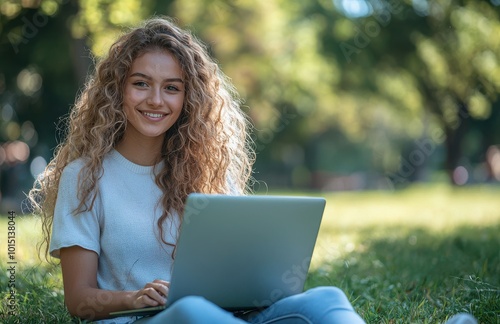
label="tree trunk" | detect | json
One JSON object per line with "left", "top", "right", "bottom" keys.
{"left": 444, "top": 100, "right": 470, "bottom": 184}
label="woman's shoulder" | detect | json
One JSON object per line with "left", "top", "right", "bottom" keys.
{"left": 62, "top": 150, "right": 118, "bottom": 175}
{"left": 57, "top": 158, "right": 88, "bottom": 187}
{"left": 60, "top": 150, "right": 125, "bottom": 182}
{"left": 61, "top": 157, "right": 87, "bottom": 175}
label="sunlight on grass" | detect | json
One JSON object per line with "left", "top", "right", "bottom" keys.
{"left": 0, "top": 214, "right": 44, "bottom": 266}
{"left": 311, "top": 184, "right": 500, "bottom": 268}
{"left": 305, "top": 184, "right": 500, "bottom": 323}
{"left": 0, "top": 214, "right": 69, "bottom": 323}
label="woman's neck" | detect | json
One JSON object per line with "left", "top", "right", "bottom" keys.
{"left": 115, "top": 136, "right": 162, "bottom": 166}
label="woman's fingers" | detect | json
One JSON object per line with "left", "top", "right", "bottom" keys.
{"left": 150, "top": 280, "right": 170, "bottom": 298}
{"left": 141, "top": 281, "right": 169, "bottom": 304}
{"left": 132, "top": 280, "right": 171, "bottom": 309}
{"left": 153, "top": 279, "right": 170, "bottom": 287}
{"left": 138, "top": 291, "right": 163, "bottom": 307}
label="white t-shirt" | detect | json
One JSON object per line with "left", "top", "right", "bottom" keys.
{"left": 50, "top": 149, "right": 180, "bottom": 323}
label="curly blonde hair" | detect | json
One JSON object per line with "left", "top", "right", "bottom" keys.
{"left": 29, "top": 17, "right": 255, "bottom": 259}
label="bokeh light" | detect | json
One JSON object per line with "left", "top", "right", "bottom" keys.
{"left": 2, "top": 141, "right": 30, "bottom": 165}
{"left": 486, "top": 145, "right": 500, "bottom": 181}
{"left": 334, "top": 0, "right": 372, "bottom": 18}
{"left": 30, "top": 155, "right": 48, "bottom": 179}
{"left": 453, "top": 166, "right": 469, "bottom": 185}
{"left": 1, "top": 103, "right": 14, "bottom": 121}
{"left": 17, "top": 67, "right": 43, "bottom": 96}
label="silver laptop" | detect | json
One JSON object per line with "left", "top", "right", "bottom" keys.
{"left": 110, "top": 193, "right": 326, "bottom": 318}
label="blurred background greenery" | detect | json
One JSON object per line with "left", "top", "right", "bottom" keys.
{"left": 1, "top": 0, "right": 500, "bottom": 211}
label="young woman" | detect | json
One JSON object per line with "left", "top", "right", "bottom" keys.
{"left": 30, "top": 17, "right": 366, "bottom": 323}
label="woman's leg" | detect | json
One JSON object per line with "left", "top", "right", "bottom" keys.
{"left": 248, "top": 286, "right": 365, "bottom": 324}
{"left": 134, "top": 287, "right": 364, "bottom": 324}
{"left": 133, "top": 296, "right": 248, "bottom": 324}
{"left": 444, "top": 313, "right": 477, "bottom": 324}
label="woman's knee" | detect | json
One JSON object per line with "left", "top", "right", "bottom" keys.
{"left": 271, "top": 286, "right": 355, "bottom": 312}
{"left": 159, "top": 296, "right": 246, "bottom": 324}
{"left": 163, "top": 296, "right": 210, "bottom": 322}
{"left": 170, "top": 295, "right": 208, "bottom": 312}
{"left": 301, "top": 287, "right": 365, "bottom": 323}
{"left": 303, "top": 286, "right": 353, "bottom": 309}
{"left": 250, "top": 287, "right": 364, "bottom": 324}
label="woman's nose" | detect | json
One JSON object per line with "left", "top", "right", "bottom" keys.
{"left": 147, "top": 88, "right": 163, "bottom": 107}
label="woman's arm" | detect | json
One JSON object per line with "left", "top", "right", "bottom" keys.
{"left": 60, "top": 246, "right": 170, "bottom": 320}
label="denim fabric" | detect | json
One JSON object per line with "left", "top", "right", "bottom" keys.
{"left": 134, "top": 286, "right": 365, "bottom": 324}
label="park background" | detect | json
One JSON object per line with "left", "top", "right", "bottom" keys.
{"left": 0, "top": 0, "right": 499, "bottom": 323}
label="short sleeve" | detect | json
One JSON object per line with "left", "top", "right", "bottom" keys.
{"left": 49, "top": 161, "right": 101, "bottom": 258}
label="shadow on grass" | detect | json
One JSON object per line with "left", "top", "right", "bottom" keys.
{"left": 306, "top": 223, "right": 500, "bottom": 323}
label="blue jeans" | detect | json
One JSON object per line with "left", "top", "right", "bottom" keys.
{"left": 134, "top": 287, "right": 366, "bottom": 323}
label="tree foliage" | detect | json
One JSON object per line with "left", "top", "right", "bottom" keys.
{"left": 303, "top": 0, "right": 500, "bottom": 183}
{"left": 1, "top": 0, "right": 499, "bottom": 199}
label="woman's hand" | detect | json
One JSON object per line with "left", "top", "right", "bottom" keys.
{"left": 129, "top": 279, "right": 170, "bottom": 309}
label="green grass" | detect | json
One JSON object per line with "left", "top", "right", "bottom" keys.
{"left": 0, "top": 214, "right": 75, "bottom": 323}
{"left": 1, "top": 184, "right": 499, "bottom": 323}
{"left": 306, "top": 184, "right": 500, "bottom": 323}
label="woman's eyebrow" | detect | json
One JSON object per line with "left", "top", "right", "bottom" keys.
{"left": 129, "top": 72, "right": 184, "bottom": 83}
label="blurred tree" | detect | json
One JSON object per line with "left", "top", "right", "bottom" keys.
{"left": 170, "top": 0, "right": 354, "bottom": 187}
{"left": 1, "top": 0, "right": 500, "bottom": 202}
{"left": 308, "top": 0, "right": 500, "bottom": 184}
{"left": 0, "top": 0, "right": 82, "bottom": 210}
{"left": 411, "top": 1, "right": 500, "bottom": 182}
{"left": 171, "top": 1, "right": 340, "bottom": 134}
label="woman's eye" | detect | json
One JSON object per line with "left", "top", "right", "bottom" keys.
{"left": 133, "top": 81, "right": 148, "bottom": 87}
{"left": 166, "top": 85, "right": 179, "bottom": 91}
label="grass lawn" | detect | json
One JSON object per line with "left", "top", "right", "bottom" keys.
{"left": 1, "top": 184, "right": 499, "bottom": 323}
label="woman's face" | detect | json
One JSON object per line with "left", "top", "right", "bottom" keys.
{"left": 122, "top": 50, "right": 185, "bottom": 144}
